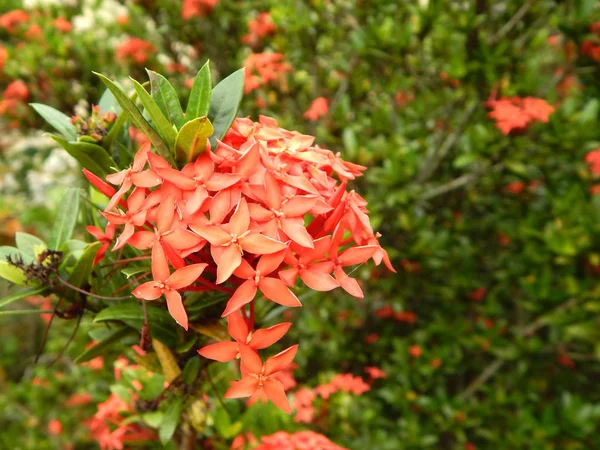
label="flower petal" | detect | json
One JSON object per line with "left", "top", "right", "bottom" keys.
{"left": 163, "top": 229, "right": 203, "bottom": 250}
{"left": 258, "top": 278, "right": 302, "bottom": 307}
{"left": 229, "top": 198, "right": 250, "bottom": 237}
{"left": 240, "top": 233, "right": 287, "bottom": 254}
{"left": 300, "top": 267, "right": 338, "bottom": 291}
{"left": 164, "top": 289, "right": 188, "bottom": 330}
{"left": 281, "top": 196, "right": 317, "bottom": 217}
{"left": 130, "top": 170, "right": 161, "bottom": 188}
{"left": 198, "top": 341, "right": 239, "bottom": 362}
{"left": 238, "top": 344, "right": 263, "bottom": 375}
{"left": 156, "top": 167, "right": 196, "bottom": 190}
{"left": 216, "top": 244, "right": 242, "bottom": 284}
{"left": 224, "top": 376, "right": 260, "bottom": 399}
{"left": 132, "top": 281, "right": 162, "bottom": 300}
{"left": 128, "top": 231, "right": 155, "bottom": 250}
{"left": 338, "top": 245, "right": 379, "bottom": 266}
{"left": 256, "top": 250, "right": 286, "bottom": 276}
{"left": 151, "top": 242, "right": 170, "bottom": 281}
{"left": 264, "top": 172, "right": 282, "bottom": 210}
{"left": 281, "top": 218, "right": 314, "bottom": 249}
{"left": 222, "top": 280, "right": 257, "bottom": 317}
{"left": 189, "top": 224, "right": 231, "bottom": 246}
{"left": 156, "top": 195, "right": 175, "bottom": 233}
{"left": 335, "top": 267, "right": 363, "bottom": 298}
{"left": 228, "top": 311, "right": 249, "bottom": 342}
{"left": 167, "top": 263, "right": 207, "bottom": 289}
{"left": 249, "top": 322, "right": 291, "bottom": 350}
{"left": 264, "top": 344, "right": 298, "bottom": 376}
{"left": 263, "top": 379, "right": 291, "bottom": 414}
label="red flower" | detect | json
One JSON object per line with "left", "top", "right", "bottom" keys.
{"left": 54, "top": 17, "right": 72, "bottom": 33}
{"left": 116, "top": 38, "right": 156, "bottom": 65}
{"left": 242, "top": 12, "right": 276, "bottom": 46}
{"left": 243, "top": 52, "right": 291, "bottom": 93}
{"left": 470, "top": 287, "right": 486, "bottom": 302}
{"left": 48, "top": 419, "right": 63, "bottom": 435}
{"left": 409, "top": 345, "right": 422, "bottom": 358}
{"left": 182, "top": 0, "right": 219, "bottom": 20}
{"left": 585, "top": 148, "right": 600, "bottom": 176}
{"left": 0, "top": 46, "right": 7, "bottom": 72}
{"left": 505, "top": 181, "right": 526, "bottom": 195}
{"left": 199, "top": 311, "right": 291, "bottom": 361}
{"left": 394, "top": 311, "right": 417, "bottom": 324}
{"left": 486, "top": 96, "right": 554, "bottom": 135}
{"left": 303, "top": 97, "right": 329, "bottom": 121}
{"left": 132, "top": 243, "right": 207, "bottom": 330}
{"left": 224, "top": 344, "right": 298, "bottom": 413}
{"left": 364, "top": 366, "right": 386, "bottom": 380}
{"left": 0, "top": 10, "right": 29, "bottom": 33}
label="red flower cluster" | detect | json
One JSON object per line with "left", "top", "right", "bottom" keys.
{"left": 116, "top": 38, "right": 156, "bottom": 65}
{"left": 243, "top": 53, "right": 291, "bottom": 93}
{"left": 181, "top": 0, "right": 219, "bottom": 20}
{"left": 242, "top": 12, "right": 276, "bottom": 46}
{"left": 293, "top": 372, "right": 371, "bottom": 423}
{"left": 0, "top": 80, "right": 29, "bottom": 122}
{"left": 303, "top": 97, "right": 329, "bottom": 121}
{"left": 581, "top": 23, "right": 600, "bottom": 62}
{"left": 0, "top": 10, "right": 29, "bottom": 33}
{"left": 87, "top": 115, "right": 393, "bottom": 413}
{"left": 585, "top": 148, "right": 600, "bottom": 176}
{"left": 0, "top": 45, "right": 7, "bottom": 72}
{"left": 232, "top": 430, "right": 346, "bottom": 450}
{"left": 485, "top": 97, "right": 555, "bottom": 135}
{"left": 85, "top": 393, "right": 155, "bottom": 450}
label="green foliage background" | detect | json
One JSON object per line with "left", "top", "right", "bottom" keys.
{"left": 2, "top": 0, "right": 600, "bottom": 449}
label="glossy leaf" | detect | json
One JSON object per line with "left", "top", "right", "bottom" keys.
{"left": 131, "top": 77, "right": 177, "bottom": 148}
{"left": 67, "top": 242, "right": 101, "bottom": 288}
{"left": 0, "top": 286, "right": 47, "bottom": 309}
{"left": 159, "top": 397, "right": 183, "bottom": 445}
{"left": 49, "top": 188, "right": 80, "bottom": 250}
{"left": 98, "top": 88, "right": 122, "bottom": 115}
{"left": 15, "top": 232, "right": 46, "bottom": 259}
{"left": 30, "top": 103, "right": 78, "bottom": 141}
{"left": 148, "top": 69, "right": 185, "bottom": 128}
{"left": 94, "top": 72, "right": 172, "bottom": 162}
{"left": 0, "top": 247, "right": 29, "bottom": 286}
{"left": 182, "top": 356, "right": 201, "bottom": 385}
{"left": 51, "top": 135, "right": 116, "bottom": 178}
{"left": 208, "top": 68, "right": 244, "bottom": 147}
{"left": 186, "top": 61, "right": 212, "bottom": 120}
{"left": 74, "top": 327, "right": 135, "bottom": 363}
{"left": 175, "top": 116, "right": 214, "bottom": 164}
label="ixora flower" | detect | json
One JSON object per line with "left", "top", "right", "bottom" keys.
{"left": 17, "top": 64, "right": 392, "bottom": 415}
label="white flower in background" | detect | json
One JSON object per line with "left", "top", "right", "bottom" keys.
{"left": 74, "top": 99, "right": 90, "bottom": 118}
{"left": 157, "top": 54, "right": 173, "bottom": 66}
{"left": 73, "top": 12, "right": 94, "bottom": 33}
{"left": 23, "top": 0, "right": 63, "bottom": 9}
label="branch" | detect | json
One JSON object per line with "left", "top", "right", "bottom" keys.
{"left": 457, "top": 298, "right": 579, "bottom": 401}
{"left": 416, "top": 101, "right": 479, "bottom": 183}
{"left": 488, "top": 0, "right": 534, "bottom": 46}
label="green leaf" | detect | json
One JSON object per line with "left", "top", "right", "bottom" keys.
{"left": 131, "top": 78, "right": 177, "bottom": 149}
{"left": 94, "top": 72, "right": 172, "bottom": 163}
{"left": 0, "top": 286, "right": 47, "bottom": 309}
{"left": 186, "top": 62, "right": 212, "bottom": 120}
{"left": 182, "top": 357, "right": 201, "bottom": 385}
{"left": 159, "top": 397, "right": 183, "bottom": 445}
{"left": 147, "top": 70, "right": 185, "bottom": 129}
{"left": 59, "top": 239, "right": 88, "bottom": 266}
{"left": 15, "top": 232, "right": 46, "bottom": 259}
{"left": 94, "top": 302, "right": 178, "bottom": 347}
{"left": 0, "top": 247, "right": 29, "bottom": 285}
{"left": 208, "top": 68, "right": 244, "bottom": 147}
{"left": 98, "top": 88, "right": 122, "bottom": 115}
{"left": 30, "top": 103, "right": 78, "bottom": 141}
{"left": 0, "top": 309, "right": 54, "bottom": 317}
{"left": 74, "top": 327, "right": 135, "bottom": 363}
{"left": 175, "top": 116, "right": 214, "bottom": 164}
{"left": 49, "top": 188, "right": 80, "bottom": 250}
{"left": 67, "top": 242, "right": 101, "bottom": 288}
{"left": 50, "top": 135, "right": 116, "bottom": 178}
{"left": 121, "top": 266, "right": 149, "bottom": 279}
{"left": 142, "top": 411, "right": 164, "bottom": 428}
{"left": 102, "top": 111, "right": 128, "bottom": 153}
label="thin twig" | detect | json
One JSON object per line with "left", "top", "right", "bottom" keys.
{"left": 488, "top": 0, "right": 534, "bottom": 45}
{"left": 57, "top": 276, "right": 131, "bottom": 300}
{"left": 35, "top": 297, "right": 61, "bottom": 363}
{"left": 457, "top": 298, "right": 579, "bottom": 401}
{"left": 205, "top": 367, "right": 232, "bottom": 416}
{"left": 49, "top": 312, "right": 83, "bottom": 366}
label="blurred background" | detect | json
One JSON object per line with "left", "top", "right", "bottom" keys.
{"left": 2, "top": 0, "right": 600, "bottom": 449}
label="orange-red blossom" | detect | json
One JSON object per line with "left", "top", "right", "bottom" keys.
{"left": 87, "top": 115, "right": 393, "bottom": 413}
